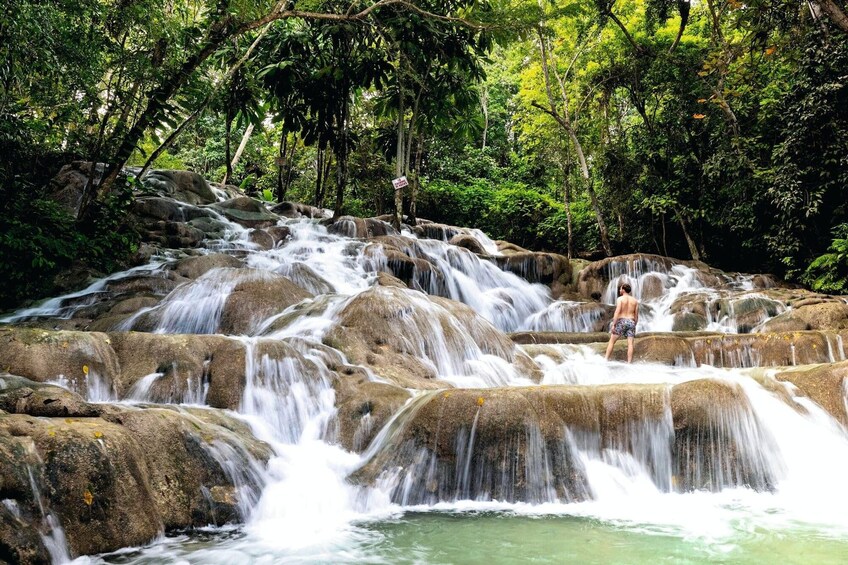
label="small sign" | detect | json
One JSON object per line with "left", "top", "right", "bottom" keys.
{"left": 392, "top": 176, "right": 409, "bottom": 190}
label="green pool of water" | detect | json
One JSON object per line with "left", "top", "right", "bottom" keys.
{"left": 95, "top": 511, "right": 848, "bottom": 564}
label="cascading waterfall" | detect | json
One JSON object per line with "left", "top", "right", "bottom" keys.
{"left": 7, "top": 204, "right": 848, "bottom": 562}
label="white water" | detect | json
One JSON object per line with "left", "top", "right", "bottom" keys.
{"left": 5, "top": 200, "right": 847, "bottom": 562}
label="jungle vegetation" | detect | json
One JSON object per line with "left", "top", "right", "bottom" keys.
{"left": 2, "top": 0, "right": 848, "bottom": 307}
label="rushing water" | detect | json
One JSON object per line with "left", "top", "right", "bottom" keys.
{"left": 5, "top": 198, "right": 848, "bottom": 563}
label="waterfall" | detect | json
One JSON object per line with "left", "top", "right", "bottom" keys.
{"left": 5, "top": 198, "right": 848, "bottom": 562}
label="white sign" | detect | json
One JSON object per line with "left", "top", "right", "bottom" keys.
{"left": 392, "top": 176, "right": 409, "bottom": 190}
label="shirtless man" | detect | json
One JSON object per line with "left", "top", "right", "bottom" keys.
{"left": 604, "top": 283, "right": 639, "bottom": 363}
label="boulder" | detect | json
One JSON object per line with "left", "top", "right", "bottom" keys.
{"left": 790, "top": 302, "right": 848, "bottom": 331}
{"left": 247, "top": 229, "right": 275, "bottom": 250}
{"left": 334, "top": 376, "right": 411, "bottom": 452}
{"left": 448, "top": 234, "right": 486, "bottom": 255}
{"left": 266, "top": 225, "right": 291, "bottom": 245}
{"left": 412, "top": 223, "right": 463, "bottom": 241}
{"left": 324, "top": 286, "right": 523, "bottom": 388}
{"left": 172, "top": 253, "right": 243, "bottom": 280}
{"left": 671, "top": 312, "right": 708, "bottom": 332}
{"left": 0, "top": 328, "right": 119, "bottom": 396}
{"left": 494, "top": 252, "right": 571, "bottom": 286}
{"left": 132, "top": 197, "right": 186, "bottom": 222}
{"left": 760, "top": 313, "right": 810, "bottom": 333}
{"left": 774, "top": 361, "right": 848, "bottom": 425}
{"left": 142, "top": 170, "right": 217, "bottom": 205}
{"left": 218, "top": 271, "right": 312, "bottom": 335}
{"left": 46, "top": 161, "right": 105, "bottom": 219}
{"left": 271, "top": 201, "right": 326, "bottom": 218}
{"left": 0, "top": 377, "right": 271, "bottom": 558}
{"left": 209, "top": 197, "right": 279, "bottom": 228}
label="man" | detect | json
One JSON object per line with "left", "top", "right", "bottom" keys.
{"left": 605, "top": 283, "right": 639, "bottom": 363}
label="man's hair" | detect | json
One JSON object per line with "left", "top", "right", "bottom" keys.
{"left": 619, "top": 283, "right": 632, "bottom": 294}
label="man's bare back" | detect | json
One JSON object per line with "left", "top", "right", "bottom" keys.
{"left": 616, "top": 294, "right": 638, "bottom": 320}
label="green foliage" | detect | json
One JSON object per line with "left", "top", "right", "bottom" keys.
{"left": 802, "top": 224, "right": 848, "bottom": 293}
{"left": 0, "top": 178, "right": 138, "bottom": 310}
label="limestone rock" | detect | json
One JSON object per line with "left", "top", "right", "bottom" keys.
{"left": 448, "top": 234, "right": 486, "bottom": 255}
{"left": 209, "top": 197, "right": 279, "bottom": 228}
{"left": 218, "top": 271, "right": 312, "bottom": 335}
{"left": 142, "top": 170, "right": 217, "bottom": 205}
{"left": 173, "top": 253, "right": 243, "bottom": 280}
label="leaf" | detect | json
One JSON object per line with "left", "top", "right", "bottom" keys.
{"left": 82, "top": 365, "right": 89, "bottom": 376}
{"left": 83, "top": 490, "right": 93, "bottom": 506}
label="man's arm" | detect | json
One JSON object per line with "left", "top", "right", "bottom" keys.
{"left": 611, "top": 297, "right": 623, "bottom": 325}
{"left": 634, "top": 300, "right": 639, "bottom": 325}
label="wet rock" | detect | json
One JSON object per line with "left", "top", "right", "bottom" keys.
{"left": 640, "top": 273, "right": 666, "bottom": 301}
{"left": 277, "top": 263, "right": 335, "bottom": 295}
{"left": 266, "top": 225, "right": 291, "bottom": 245}
{"left": 375, "top": 272, "right": 407, "bottom": 288}
{"left": 326, "top": 216, "right": 398, "bottom": 238}
{"left": 713, "top": 296, "right": 783, "bottom": 333}
{"left": 577, "top": 254, "right": 678, "bottom": 300}
{"left": 524, "top": 302, "right": 614, "bottom": 333}
{"left": 0, "top": 328, "right": 119, "bottom": 394}
{"left": 209, "top": 197, "right": 279, "bottom": 228}
{"left": 672, "top": 312, "right": 708, "bottom": 332}
{"left": 494, "top": 252, "right": 571, "bottom": 286}
{"left": 0, "top": 374, "right": 101, "bottom": 418}
{"left": 133, "top": 197, "right": 186, "bottom": 222}
{"left": 173, "top": 253, "right": 243, "bottom": 280}
{"left": 324, "top": 286, "right": 521, "bottom": 388}
{"left": 247, "top": 229, "right": 275, "bottom": 250}
{"left": 142, "top": 170, "right": 217, "bottom": 205}
{"left": 670, "top": 379, "right": 778, "bottom": 492}
{"left": 412, "top": 223, "right": 463, "bottom": 241}
{"left": 496, "top": 241, "right": 529, "bottom": 256}
{"left": 509, "top": 331, "right": 611, "bottom": 345}
{"left": 0, "top": 389, "right": 271, "bottom": 558}
{"left": 774, "top": 361, "right": 848, "bottom": 425}
{"left": 759, "top": 314, "right": 810, "bottom": 333}
{"left": 790, "top": 302, "right": 848, "bottom": 331}
{"left": 105, "top": 272, "right": 179, "bottom": 297}
{"left": 107, "top": 332, "right": 236, "bottom": 403}
{"left": 271, "top": 201, "right": 326, "bottom": 218}
{"left": 0, "top": 502, "right": 51, "bottom": 564}
{"left": 186, "top": 216, "right": 231, "bottom": 239}
{"left": 218, "top": 271, "right": 312, "bottom": 335}
{"left": 448, "top": 234, "right": 486, "bottom": 255}
{"left": 141, "top": 219, "right": 207, "bottom": 249}
{"left": 632, "top": 335, "right": 694, "bottom": 365}
{"left": 334, "top": 377, "right": 411, "bottom": 452}
{"left": 46, "top": 161, "right": 105, "bottom": 219}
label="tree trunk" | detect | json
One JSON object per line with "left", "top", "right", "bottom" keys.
{"left": 668, "top": 0, "right": 691, "bottom": 53}
{"left": 674, "top": 206, "right": 700, "bottom": 261}
{"left": 314, "top": 149, "right": 326, "bottom": 208}
{"left": 536, "top": 29, "right": 612, "bottom": 256}
{"left": 139, "top": 104, "right": 206, "bottom": 179}
{"left": 815, "top": 0, "right": 848, "bottom": 33}
{"left": 276, "top": 130, "right": 288, "bottom": 201}
{"left": 481, "top": 86, "right": 489, "bottom": 150}
{"left": 222, "top": 107, "right": 234, "bottom": 185}
{"left": 563, "top": 171, "right": 574, "bottom": 261}
{"left": 393, "top": 61, "right": 405, "bottom": 231}
{"left": 230, "top": 122, "right": 255, "bottom": 174}
{"left": 333, "top": 96, "right": 350, "bottom": 219}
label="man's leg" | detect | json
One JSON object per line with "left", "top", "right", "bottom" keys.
{"left": 605, "top": 334, "right": 619, "bottom": 360}
{"left": 626, "top": 336, "right": 634, "bottom": 363}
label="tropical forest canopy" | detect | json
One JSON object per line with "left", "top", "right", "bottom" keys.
{"left": 2, "top": 0, "right": 848, "bottom": 308}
